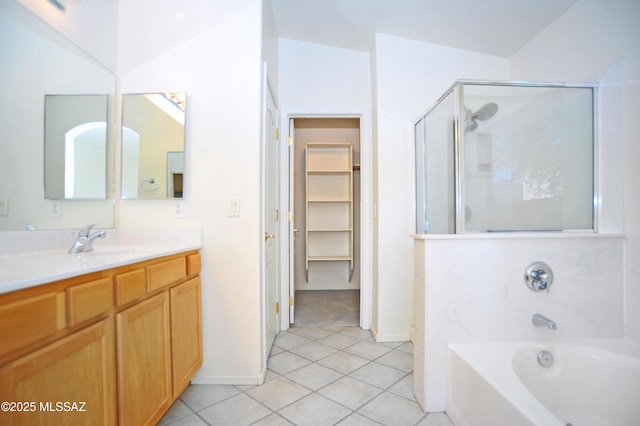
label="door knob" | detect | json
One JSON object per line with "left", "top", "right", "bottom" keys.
{"left": 264, "top": 232, "right": 275, "bottom": 241}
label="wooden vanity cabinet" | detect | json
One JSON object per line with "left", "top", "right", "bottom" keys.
{"left": 0, "top": 250, "right": 202, "bottom": 426}
{"left": 115, "top": 252, "right": 202, "bottom": 426}
{"left": 116, "top": 293, "right": 172, "bottom": 426}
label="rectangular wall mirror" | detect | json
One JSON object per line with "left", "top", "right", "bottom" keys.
{"left": 121, "top": 93, "right": 186, "bottom": 199}
{"left": 44, "top": 94, "right": 109, "bottom": 200}
{"left": 0, "top": 2, "right": 115, "bottom": 230}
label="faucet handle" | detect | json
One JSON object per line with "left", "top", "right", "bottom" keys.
{"left": 524, "top": 262, "right": 553, "bottom": 292}
{"left": 78, "top": 223, "right": 98, "bottom": 237}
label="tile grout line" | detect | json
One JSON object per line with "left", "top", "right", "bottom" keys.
{"left": 162, "top": 327, "right": 425, "bottom": 426}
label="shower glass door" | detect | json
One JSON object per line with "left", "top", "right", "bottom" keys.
{"left": 461, "top": 83, "right": 594, "bottom": 232}
{"left": 415, "top": 90, "right": 456, "bottom": 234}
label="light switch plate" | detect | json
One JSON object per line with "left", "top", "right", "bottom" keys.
{"left": 228, "top": 197, "right": 240, "bottom": 217}
{"left": 173, "top": 201, "right": 184, "bottom": 219}
{"left": 0, "top": 197, "right": 7, "bottom": 216}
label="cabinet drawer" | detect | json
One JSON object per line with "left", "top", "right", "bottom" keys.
{"left": 0, "top": 292, "right": 66, "bottom": 356}
{"left": 187, "top": 253, "right": 201, "bottom": 276}
{"left": 67, "top": 277, "right": 114, "bottom": 326}
{"left": 115, "top": 269, "right": 146, "bottom": 307}
{"left": 147, "top": 258, "right": 187, "bottom": 293}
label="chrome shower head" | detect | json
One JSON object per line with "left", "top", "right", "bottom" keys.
{"left": 464, "top": 102, "right": 499, "bottom": 132}
{"left": 472, "top": 102, "right": 499, "bottom": 121}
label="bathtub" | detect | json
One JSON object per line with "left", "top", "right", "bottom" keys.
{"left": 447, "top": 340, "right": 640, "bottom": 426}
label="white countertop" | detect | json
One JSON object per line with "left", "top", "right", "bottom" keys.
{"left": 0, "top": 229, "right": 201, "bottom": 295}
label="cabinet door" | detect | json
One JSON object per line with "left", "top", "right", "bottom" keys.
{"left": 0, "top": 319, "right": 116, "bottom": 426}
{"left": 116, "top": 292, "right": 171, "bottom": 426}
{"left": 170, "top": 277, "right": 202, "bottom": 397}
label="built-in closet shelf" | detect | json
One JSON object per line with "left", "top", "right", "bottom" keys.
{"left": 305, "top": 143, "right": 354, "bottom": 282}
{"left": 307, "top": 256, "right": 353, "bottom": 261}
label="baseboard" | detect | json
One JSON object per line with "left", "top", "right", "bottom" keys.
{"left": 191, "top": 374, "right": 262, "bottom": 386}
{"left": 370, "top": 325, "right": 411, "bottom": 343}
{"left": 370, "top": 324, "right": 380, "bottom": 341}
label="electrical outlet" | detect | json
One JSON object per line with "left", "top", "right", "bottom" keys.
{"left": 49, "top": 200, "right": 61, "bottom": 218}
{"left": 0, "top": 196, "right": 7, "bottom": 216}
{"left": 228, "top": 197, "right": 240, "bottom": 217}
{"left": 173, "top": 201, "right": 184, "bottom": 219}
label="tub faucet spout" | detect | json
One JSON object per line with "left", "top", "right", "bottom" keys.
{"left": 69, "top": 224, "right": 106, "bottom": 253}
{"left": 532, "top": 313, "right": 557, "bottom": 330}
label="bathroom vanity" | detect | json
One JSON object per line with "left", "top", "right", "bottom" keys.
{"left": 0, "top": 233, "right": 202, "bottom": 426}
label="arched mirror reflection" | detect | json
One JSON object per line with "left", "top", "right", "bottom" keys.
{"left": 44, "top": 94, "right": 109, "bottom": 200}
{"left": 121, "top": 93, "right": 186, "bottom": 199}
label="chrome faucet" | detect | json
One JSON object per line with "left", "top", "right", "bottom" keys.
{"left": 69, "top": 224, "right": 106, "bottom": 253}
{"left": 532, "top": 313, "right": 557, "bottom": 330}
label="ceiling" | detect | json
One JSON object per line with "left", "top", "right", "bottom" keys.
{"left": 270, "top": 0, "right": 580, "bottom": 58}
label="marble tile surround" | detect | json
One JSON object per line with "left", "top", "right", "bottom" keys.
{"left": 412, "top": 234, "right": 624, "bottom": 412}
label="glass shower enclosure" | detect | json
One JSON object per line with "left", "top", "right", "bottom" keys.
{"left": 415, "top": 80, "right": 596, "bottom": 234}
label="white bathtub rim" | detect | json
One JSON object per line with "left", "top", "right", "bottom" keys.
{"left": 447, "top": 338, "right": 640, "bottom": 426}
{"left": 449, "top": 342, "right": 561, "bottom": 426}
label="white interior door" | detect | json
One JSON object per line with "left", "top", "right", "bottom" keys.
{"left": 264, "top": 79, "right": 279, "bottom": 356}
{"left": 288, "top": 117, "right": 295, "bottom": 323}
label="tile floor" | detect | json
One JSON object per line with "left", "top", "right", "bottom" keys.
{"left": 158, "top": 326, "right": 455, "bottom": 426}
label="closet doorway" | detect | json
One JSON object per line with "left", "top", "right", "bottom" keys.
{"left": 290, "top": 117, "right": 361, "bottom": 327}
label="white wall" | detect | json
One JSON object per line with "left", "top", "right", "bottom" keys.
{"left": 17, "top": 0, "right": 117, "bottom": 72}
{"left": 371, "top": 34, "right": 510, "bottom": 341}
{"left": 510, "top": 0, "right": 640, "bottom": 342}
{"left": 279, "top": 38, "right": 372, "bottom": 114}
{"left": 117, "top": 0, "right": 259, "bottom": 75}
{"left": 118, "top": 0, "right": 266, "bottom": 383}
